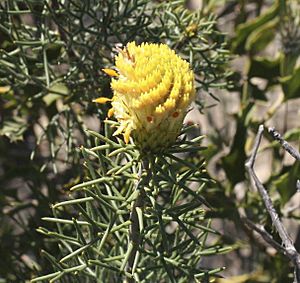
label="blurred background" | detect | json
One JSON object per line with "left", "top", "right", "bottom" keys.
{"left": 0, "top": 0, "right": 299, "bottom": 282}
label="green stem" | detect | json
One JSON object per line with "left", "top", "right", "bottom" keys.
{"left": 126, "top": 159, "right": 149, "bottom": 282}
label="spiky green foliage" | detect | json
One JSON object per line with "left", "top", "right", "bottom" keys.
{"left": 32, "top": 123, "right": 232, "bottom": 283}
{"left": 0, "top": 0, "right": 230, "bottom": 153}
{"left": 0, "top": 0, "right": 231, "bottom": 281}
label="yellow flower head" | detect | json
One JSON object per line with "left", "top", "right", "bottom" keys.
{"left": 94, "top": 42, "right": 195, "bottom": 152}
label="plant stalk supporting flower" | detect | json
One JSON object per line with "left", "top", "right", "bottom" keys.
{"left": 126, "top": 159, "right": 149, "bottom": 282}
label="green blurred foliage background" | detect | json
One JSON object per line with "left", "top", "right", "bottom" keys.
{"left": 0, "top": 0, "right": 299, "bottom": 282}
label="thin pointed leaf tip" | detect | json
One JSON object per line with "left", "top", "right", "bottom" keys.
{"left": 95, "top": 42, "right": 196, "bottom": 152}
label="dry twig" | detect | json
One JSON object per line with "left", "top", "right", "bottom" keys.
{"left": 245, "top": 125, "right": 300, "bottom": 283}
{"left": 268, "top": 127, "right": 300, "bottom": 161}
{"left": 242, "top": 217, "right": 285, "bottom": 253}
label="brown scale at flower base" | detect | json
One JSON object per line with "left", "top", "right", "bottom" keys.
{"left": 94, "top": 42, "right": 195, "bottom": 152}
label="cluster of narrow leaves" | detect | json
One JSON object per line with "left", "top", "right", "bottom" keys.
{"left": 0, "top": 0, "right": 156, "bottom": 167}
{"left": 33, "top": 123, "right": 231, "bottom": 283}
{"left": 154, "top": 1, "right": 232, "bottom": 103}
{"left": 0, "top": 0, "right": 231, "bottom": 280}
{"left": 0, "top": 0, "right": 230, "bottom": 157}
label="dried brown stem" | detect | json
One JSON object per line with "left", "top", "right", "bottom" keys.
{"left": 242, "top": 217, "right": 285, "bottom": 253}
{"left": 268, "top": 127, "right": 300, "bottom": 161}
{"left": 245, "top": 125, "right": 300, "bottom": 283}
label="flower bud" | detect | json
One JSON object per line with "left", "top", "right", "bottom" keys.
{"left": 94, "top": 42, "right": 195, "bottom": 152}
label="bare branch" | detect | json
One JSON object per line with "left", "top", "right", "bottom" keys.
{"left": 245, "top": 125, "right": 300, "bottom": 283}
{"left": 268, "top": 127, "right": 300, "bottom": 161}
{"left": 242, "top": 217, "right": 285, "bottom": 253}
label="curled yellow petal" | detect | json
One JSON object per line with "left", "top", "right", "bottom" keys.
{"left": 123, "top": 126, "right": 132, "bottom": 144}
{"left": 108, "top": 108, "right": 114, "bottom": 118}
{"left": 102, "top": 68, "right": 119, "bottom": 77}
{"left": 93, "top": 97, "right": 112, "bottom": 104}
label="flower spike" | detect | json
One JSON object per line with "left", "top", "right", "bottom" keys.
{"left": 95, "top": 42, "right": 195, "bottom": 152}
